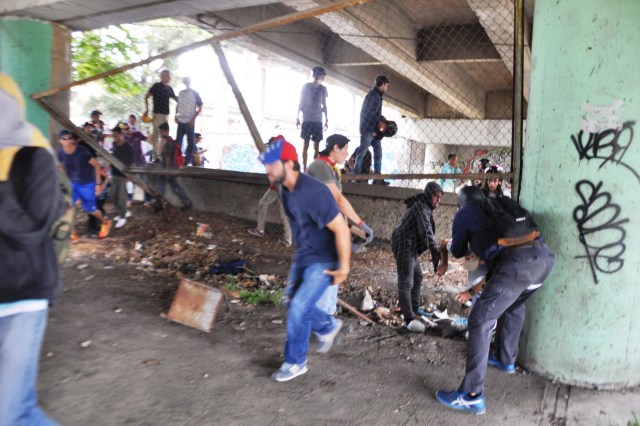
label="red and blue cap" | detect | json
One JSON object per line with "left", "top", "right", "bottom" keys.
{"left": 259, "top": 135, "right": 298, "bottom": 165}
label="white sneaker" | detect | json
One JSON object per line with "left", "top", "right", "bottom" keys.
{"left": 407, "top": 319, "right": 426, "bottom": 333}
{"left": 115, "top": 217, "right": 127, "bottom": 229}
{"left": 125, "top": 210, "right": 132, "bottom": 218}
{"left": 113, "top": 215, "right": 121, "bottom": 221}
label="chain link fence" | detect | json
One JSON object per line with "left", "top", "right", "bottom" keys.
{"left": 39, "top": 0, "right": 524, "bottom": 193}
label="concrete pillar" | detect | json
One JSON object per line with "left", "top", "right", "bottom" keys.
{"left": 519, "top": 0, "right": 640, "bottom": 388}
{"left": 0, "top": 17, "right": 71, "bottom": 139}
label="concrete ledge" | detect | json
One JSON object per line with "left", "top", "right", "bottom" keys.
{"left": 141, "top": 168, "right": 456, "bottom": 241}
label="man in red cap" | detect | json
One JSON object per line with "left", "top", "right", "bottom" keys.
{"left": 259, "top": 135, "right": 351, "bottom": 382}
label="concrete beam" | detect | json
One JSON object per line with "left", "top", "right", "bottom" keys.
{"left": 285, "top": 0, "right": 487, "bottom": 118}
{"left": 193, "top": 6, "right": 429, "bottom": 117}
{"left": 417, "top": 23, "right": 501, "bottom": 63}
{"left": 465, "top": 0, "right": 531, "bottom": 99}
{"left": 0, "top": 0, "right": 59, "bottom": 14}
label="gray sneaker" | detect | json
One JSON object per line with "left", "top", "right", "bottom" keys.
{"left": 316, "top": 318, "right": 343, "bottom": 353}
{"left": 271, "top": 362, "right": 308, "bottom": 382}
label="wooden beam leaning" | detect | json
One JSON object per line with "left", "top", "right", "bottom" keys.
{"left": 31, "top": 0, "right": 373, "bottom": 100}
{"left": 35, "top": 97, "right": 163, "bottom": 200}
{"left": 212, "top": 43, "right": 265, "bottom": 153}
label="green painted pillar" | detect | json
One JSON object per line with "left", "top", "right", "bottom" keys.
{"left": 519, "top": 0, "right": 640, "bottom": 388}
{"left": 0, "top": 17, "right": 70, "bottom": 138}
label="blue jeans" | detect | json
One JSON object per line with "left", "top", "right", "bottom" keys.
{"left": 0, "top": 309, "right": 58, "bottom": 426}
{"left": 355, "top": 133, "right": 382, "bottom": 175}
{"left": 176, "top": 122, "right": 195, "bottom": 165}
{"left": 284, "top": 262, "right": 337, "bottom": 365}
{"left": 316, "top": 284, "right": 338, "bottom": 315}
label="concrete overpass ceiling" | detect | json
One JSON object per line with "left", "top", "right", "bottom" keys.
{"left": 1, "top": 0, "right": 279, "bottom": 31}
{"left": 3, "top": 0, "right": 532, "bottom": 118}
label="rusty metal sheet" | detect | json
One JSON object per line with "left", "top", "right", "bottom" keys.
{"left": 166, "top": 277, "right": 225, "bottom": 333}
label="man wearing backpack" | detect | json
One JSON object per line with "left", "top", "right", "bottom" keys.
{"left": 436, "top": 186, "right": 555, "bottom": 415}
{"left": 154, "top": 122, "right": 192, "bottom": 211}
{"left": 0, "top": 72, "right": 64, "bottom": 425}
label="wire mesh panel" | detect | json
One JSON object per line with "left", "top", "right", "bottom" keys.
{"left": 42, "top": 0, "right": 521, "bottom": 192}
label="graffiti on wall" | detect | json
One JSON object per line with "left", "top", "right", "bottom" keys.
{"left": 571, "top": 101, "right": 636, "bottom": 284}
{"left": 573, "top": 180, "right": 629, "bottom": 284}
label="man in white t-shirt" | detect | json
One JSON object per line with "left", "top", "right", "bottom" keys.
{"left": 175, "top": 77, "right": 203, "bottom": 166}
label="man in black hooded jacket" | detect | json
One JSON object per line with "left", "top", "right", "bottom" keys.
{"left": 391, "top": 182, "right": 443, "bottom": 331}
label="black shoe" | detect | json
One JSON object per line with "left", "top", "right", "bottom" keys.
{"left": 372, "top": 179, "right": 390, "bottom": 186}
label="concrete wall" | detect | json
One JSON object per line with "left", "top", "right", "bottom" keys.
{"left": 160, "top": 172, "right": 457, "bottom": 242}
{"left": 519, "top": 0, "right": 640, "bottom": 388}
{"left": 0, "top": 17, "right": 70, "bottom": 138}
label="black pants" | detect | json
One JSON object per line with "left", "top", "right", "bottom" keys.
{"left": 87, "top": 198, "right": 106, "bottom": 234}
{"left": 392, "top": 241, "right": 423, "bottom": 322}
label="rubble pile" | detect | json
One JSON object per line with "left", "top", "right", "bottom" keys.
{"left": 75, "top": 204, "right": 472, "bottom": 328}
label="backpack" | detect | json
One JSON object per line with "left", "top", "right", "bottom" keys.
{"left": 50, "top": 167, "right": 74, "bottom": 265}
{"left": 174, "top": 141, "right": 185, "bottom": 167}
{"left": 480, "top": 197, "right": 539, "bottom": 247}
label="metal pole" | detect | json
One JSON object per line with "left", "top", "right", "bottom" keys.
{"left": 31, "top": 0, "right": 372, "bottom": 100}
{"left": 212, "top": 43, "right": 265, "bottom": 153}
{"left": 512, "top": 0, "right": 525, "bottom": 201}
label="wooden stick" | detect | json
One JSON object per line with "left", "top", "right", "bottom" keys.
{"left": 212, "top": 43, "right": 265, "bottom": 153}
{"left": 31, "top": 0, "right": 373, "bottom": 100}
{"left": 338, "top": 298, "right": 375, "bottom": 324}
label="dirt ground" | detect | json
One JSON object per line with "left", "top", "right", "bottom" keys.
{"left": 36, "top": 203, "right": 639, "bottom": 425}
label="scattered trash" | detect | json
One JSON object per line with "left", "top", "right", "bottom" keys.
{"left": 46, "top": 352, "right": 54, "bottom": 357}
{"left": 84, "top": 275, "right": 94, "bottom": 281}
{"left": 451, "top": 317, "right": 468, "bottom": 331}
{"left": 360, "top": 290, "right": 374, "bottom": 311}
{"left": 185, "top": 239, "right": 195, "bottom": 245}
{"left": 80, "top": 340, "right": 91, "bottom": 348}
{"left": 134, "top": 242, "right": 143, "bottom": 251}
{"left": 143, "top": 359, "right": 162, "bottom": 366}
{"left": 172, "top": 243, "right": 183, "bottom": 252}
{"left": 196, "top": 223, "right": 210, "bottom": 236}
{"left": 77, "top": 264, "right": 89, "bottom": 270}
{"left": 114, "top": 308, "right": 123, "bottom": 313}
{"left": 206, "top": 244, "right": 217, "bottom": 250}
{"left": 209, "top": 259, "right": 245, "bottom": 275}
{"left": 103, "top": 265, "right": 114, "bottom": 270}
{"left": 258, "top": 274, "right": 271, "bottom": 286}
{"left": 374, "top": 306, "right": 390, "bottom": 318}
{"left": 230, "top": 299, "right": 241, "bottom": 304}
{"left": 203, "top": 373, "right": 209, "bottom": 378}
{"left": 271, "top": 319, "right": 283, "bottom": 325}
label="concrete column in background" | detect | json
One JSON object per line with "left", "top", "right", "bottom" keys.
{"left": 519, "top": 0, "right": 640, "bottom": 388}
{"left": 0, "top": 17, "right": 71, "bottom": 140}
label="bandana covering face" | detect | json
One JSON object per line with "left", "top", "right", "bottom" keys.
{"left": 0, "top": 73, "right": 51, "bottom": 181}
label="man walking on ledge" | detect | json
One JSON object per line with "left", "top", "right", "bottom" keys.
{"left": 259, "top": 136, "right": 351, "bottom": 382}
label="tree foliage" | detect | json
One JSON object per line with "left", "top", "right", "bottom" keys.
{"left": 72, "top": 25, "right": 143, "bottom": 95}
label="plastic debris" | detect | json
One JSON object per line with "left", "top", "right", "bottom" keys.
{"left": 360, "top": 289, "right": 374, "bottom": 311}
{"left": 80, "top": 340, "right": 91, "bottom": 348}
{"left": 196, "top": 223, "right": 210, "bottom": 236}
{"left": 209, "top": 259, "right": 245, "bottom": 275}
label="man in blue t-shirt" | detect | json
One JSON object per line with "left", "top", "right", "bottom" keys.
{"left": 57, "top": 130, "right": 112, "bottom": 239}
{"left": 259, "top": 136, "right": 351, "bottom": 382}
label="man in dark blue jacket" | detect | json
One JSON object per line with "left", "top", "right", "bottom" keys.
{"left": 355, "top": 75, "right": 389, "bottom": 184}
{"left": 436, "top": 186, "right": 555, "bottom": 415}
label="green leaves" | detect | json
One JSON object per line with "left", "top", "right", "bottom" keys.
{"left": 72, "top": 25, "right": 143, "bottom": 95}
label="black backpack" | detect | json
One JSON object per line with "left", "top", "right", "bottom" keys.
{"left": 480, "top": 197, "right": 539, "bottom": 246}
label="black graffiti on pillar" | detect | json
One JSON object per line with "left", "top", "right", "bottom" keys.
{"left": 573, "top": 180, "right": 629, "bottom": 284}
{"left": 571, "top": 121, "right": 639, "bottom": 182}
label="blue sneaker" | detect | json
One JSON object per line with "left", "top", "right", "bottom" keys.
{"left": 271, "top": 362, "right": 308, "bottom": 382}
{"left": 316, "top": 318, "right": 343, "bottom": 354}
{"left": 415, "top": 308, "right": 430, "bottom": 317}
{"left": 488, "top": 352, "right": 516, "bottom": 374}
{"left": 435, "top": 390, "right": 486, "bottom": 415}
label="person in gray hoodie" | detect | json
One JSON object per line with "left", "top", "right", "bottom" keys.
{"left": 391, "top": 182, "right": 443, "bottom": 332}
{"left": 0, "top": 73, "right": 64, "bottom": 425}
